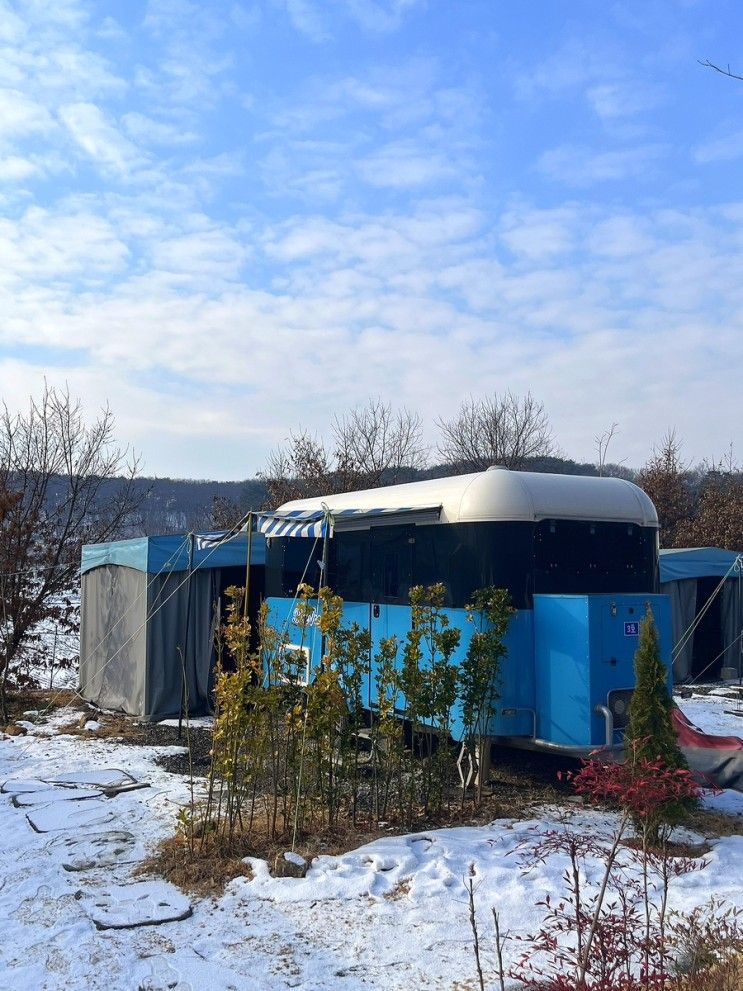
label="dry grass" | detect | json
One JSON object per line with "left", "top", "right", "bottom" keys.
{"left": 140, "top": 814, "right": 390, "bottom": 897}
{"left": 621, "top": 836, "right": 713, "bottom": 859}
{"left": 138, "top": 832, "right": 253, "bottom": 898}
{"left": 678, "top": 953, "right": 743, "bottom": 990}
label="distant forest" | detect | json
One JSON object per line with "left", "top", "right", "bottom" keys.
{"left": 79, "top": 456, "right": 631, "bottom": 538}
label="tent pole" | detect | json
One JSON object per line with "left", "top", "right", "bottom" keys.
{"left": 244, "top": 512, "right": 253, "bottom": 623}
{"left": 317, "top": 508, "right": 331, "bottom": 679}
{"left": 178, "top": 533, "right": 195, "bottom": 741}
{"left": 738, "top": 557, "right": 742, "bottom": 688}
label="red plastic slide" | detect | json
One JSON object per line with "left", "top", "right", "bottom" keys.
{"left": 673, "top": 705, "right": 743, "bottom": 791}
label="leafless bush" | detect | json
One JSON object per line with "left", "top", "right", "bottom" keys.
{"left": 261, "top": 399, "right": 427, "bottom": 508}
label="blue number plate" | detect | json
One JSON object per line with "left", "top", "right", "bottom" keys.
{"left": 624, "top": 621, "right": 639, "bottom": 637}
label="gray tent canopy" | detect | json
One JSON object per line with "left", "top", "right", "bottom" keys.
{"left": 79, "top": 533, "right": 265, "bottom": 720}
{"left": 660, "top": 547, "right": 743, "bottom": 681}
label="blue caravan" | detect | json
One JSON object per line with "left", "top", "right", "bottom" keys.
{"left": 264, "top": 467, "right": 672, "bottom": 754}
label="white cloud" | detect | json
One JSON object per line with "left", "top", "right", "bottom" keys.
{"left": 356, "top": 142, "right": 459, "bottom": 188}
{"left": 343, "top": 0, "right": 423, "bottom": 33}
{"left": 182, "top": 153, "right": 244, "bottom": 178}
{"left": 587, "top": 215, "right": 655, "bottom": 257}
{"left": 500, "top": 205, "right": 581, "bottom": 261}
{"left": 586, "top": 82, "right": 661, "bottom": 120}
{"left": 280, "top": 0, "right": 328, "bottom": 41}
{"left": 96, "top": 16, "right": 128, "bottom": 42}
{"left": 59, "top": 102, "right": 144, "bottom": 174}
{"left": 537, "top": 143, "right": 666, "bottom": 185}
{"left": 259, "top": 60, "right": 482, "bottom": 204}
{"left": 0, "top": 1, "right": 26, "bottom": 43}
{"left": 2, "top": 189, "right": 742, "bottom": 475}
{"left": 149, "top": 228, "right": 249, "bottom": 282}
{"left": 122, "top": 112, "right": 199, "bottom": 146}
{"left": 275, "top": 0, "right": 422, "bottom": 41}
{"left": 0, "top": 204, "right": 130, "bottom": 284}
{"left": 694, "top": 128, "right": 743, "bottom": 164}
{"left": 0, "top": 88, "right": 55, "bottom": 137}
{"left": 514, "top": 39, "right": 613, "bottom": 101}
{"left": 0, "top": 155, "right": 40, "bottom": 180}
{"left": 515, "top": 38, "right": 663, "bottom": 133}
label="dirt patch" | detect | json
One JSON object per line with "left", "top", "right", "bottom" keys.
{"left": 688, "top": 807, "right": 743, "bottom": 838}
{"left": 50, "top": 707, "right": 215, "bottom": 774}
{"left": 4, "top": 688, "right": 79, "bottom": 723}
{"left": 621, "top": 836, "right": 713, "bottom": 858}
{"left": 384, "top": 877, "right": 411, "bottom": 901}
{"left": 57, "top": 712, "right": 145, "bottom": 740}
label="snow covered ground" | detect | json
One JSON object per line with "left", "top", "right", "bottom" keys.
{"left": 1, "top": 697, "right": 743, "bottom": 991}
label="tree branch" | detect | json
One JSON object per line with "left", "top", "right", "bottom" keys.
{"left": 698, "top": 58, "right": 743, "bottom": 82}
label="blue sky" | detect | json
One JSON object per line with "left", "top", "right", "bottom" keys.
{"left": 2, "top": 0, "right": 743, "bottom": 479}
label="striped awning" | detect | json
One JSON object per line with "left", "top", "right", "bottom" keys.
{"left": 258, "top": 510, "right": 330, "bottom": 539}
{"left": 331, "top": 505, "right": 441, "bottom": 531}
{"left": 195, "top": 510, "right": 330, "bottom": 549}
{"left": 259, "top": 504, "right": 441, "bottom": 536}
{"left": 195, "top": 504, "right": 441, "bottom": 549}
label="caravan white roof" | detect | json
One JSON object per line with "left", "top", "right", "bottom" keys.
{"left": 277, "top": 467, "right": 658, "bottom": 527}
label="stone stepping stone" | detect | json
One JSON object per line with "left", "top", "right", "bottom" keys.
{"left": 82, "top": 880, "right": 192, "bottom": 930}
{"left": 13, "top": 786, "right": 102, "bottom": 808}
{"left": 51, "top": 830, "right": 138, "bottom": 872}
{"left": 1, "top": 779, "right": 51, "bottom": 794}
{"left": 26, "top": 799, "right": 115, "bottom": 833}
{"left": 51, "top": 769, "right": 136, "bottom": 790}
{"left": 3, "top": 770, "right": 140, "bottom": 800}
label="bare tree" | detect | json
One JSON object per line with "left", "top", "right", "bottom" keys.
{"left": 0, "top": 385, "right": 140, "bottom": 719}
{"left": 595, "top": 422, "right": 620, "bottom": 477}
{"left": 260, "top": 430, "right": 334, "bottom": 508}
{"left": 333, "top": 399, "right": 427, "bottom": 490}
{"left": 260, "top": 399, "right": 427, "bottom": 509}
{"left": 436, "top": 391, "right": 556, "bottom": 472}
{"left": 637, "top": 431, "right": 694, "bottom": 548}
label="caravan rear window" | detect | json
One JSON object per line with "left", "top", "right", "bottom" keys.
{"left": 533, "top": 520, "right": 657, "bottom": 595}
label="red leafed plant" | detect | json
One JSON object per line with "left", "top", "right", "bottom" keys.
{"left": 501, "top": 752, "right": 737, "bottom": 991}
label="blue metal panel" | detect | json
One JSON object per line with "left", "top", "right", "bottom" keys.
{"left": 534, "top": 596, "right": 591, "bottom": 746}
{"left": 266, "top": 592, "right": 674, "bottom": 749}
{"left": 486, "top": 611, "right": 535, "bottom": 739}
{"left": 266, "top": 595, "right": 536, "bottom": 742}
{"left": 533, "top": 594, "right": 673, "bottom": 748}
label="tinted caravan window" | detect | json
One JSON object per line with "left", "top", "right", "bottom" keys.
{"left": 265, "top": 537, "right": 325, "bottom": 597}
{"left": 369, "top": 525, "right": 414, "bottom": 604}
{"left": 413, "top": 522, "right": 533, "bottom": 608}
{"left": 327, "top": 530, "right": 370, "bottom": 602}
{"left": 329, "top": 521, "right": 534, "bottom": 609}
{"left": 533, "top": 520, "right": 657, "bottom": 595}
